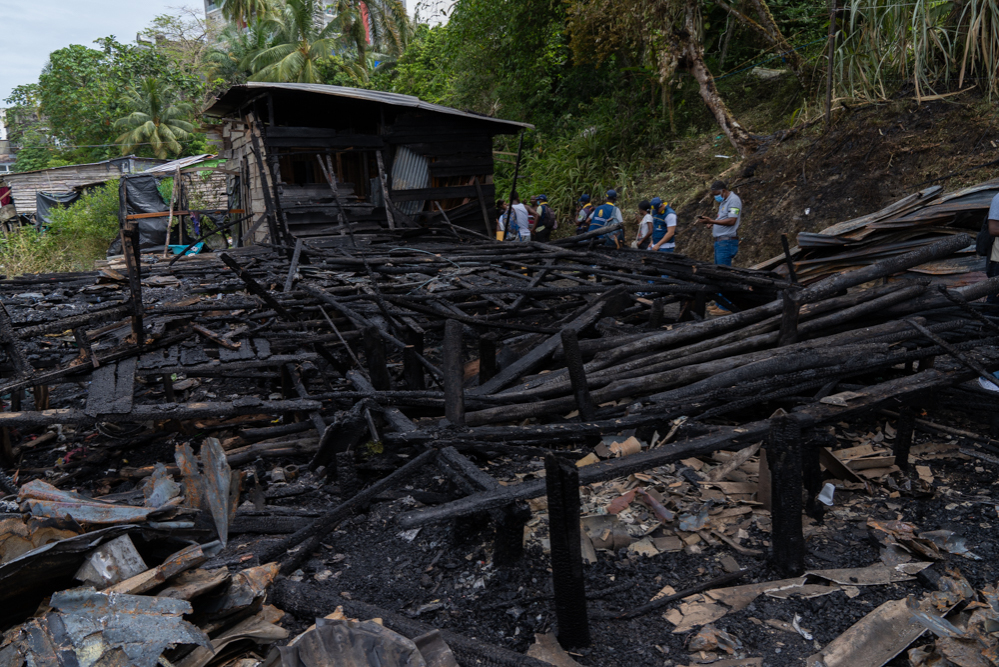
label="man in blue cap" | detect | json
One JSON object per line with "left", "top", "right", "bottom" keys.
{"left": 588, "top": 189, "right": 625, "bottom": 248}
{"left": 575, "top": 194, "right": 594, "bottom": 235}
{"left": 649, "top": 197, "right": 677, "bottom": 253}
{"left": 532, "top": 194, "right": 557, "bottom": 242}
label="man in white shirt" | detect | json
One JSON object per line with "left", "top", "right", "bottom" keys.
{"left": 987, "top": 192, "right": 999, "bottom": 304}
{"left": 503, "top": 192, "right": 535, "bottom": 242}
{"left": 697, "top": 180, "right": 741, "bottom": 266}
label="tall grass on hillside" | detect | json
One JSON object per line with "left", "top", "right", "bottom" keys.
{"left": 0, "top": 181, "right": 120, "bottom": 276}
{"left": 836, "top": 0, "right": 999, "bottom": 101}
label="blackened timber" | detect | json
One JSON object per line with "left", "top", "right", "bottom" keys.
{"left": 469, "top": 287, "right": 626, "bottom": 396}
{"left": 894, "top": 405, "right": 915, "bottom": 471}
{"left": 561, "top": 329, "right": 595, "bottom": 421}
{"left": 768, "top": 415, "right": 805, "bottom": 576}
{"left": 0, "top": 303, "right": 33, "bottom": 378}
{"left": 285, "top": 362, "right": 326, "bottom": 436}
{"left": 261, "top": 448, "right": 438, "bottom": 572}
{"left": 443, "top": 319, "right": 466, "bottom": 427}
{"left": 390, "top": 184, "right": 496, "bottom": 203}
{"left": 0, "top": 398, "right": 323, "bottom": 429}
{"left": 396, "top": 366, "right": 977, "bottom": 528}
{"left": 779, "top": 289, "right": 801, "bottom": 346}
{"left": 592, "top": 235, "right": 973, "bottom": 371}
{"left": 283, "top": 238, "right": 304, "bottom": 292}
{"left": 437, "top": 446, "right": 528, "bottom": 565}
{"left": 219, "top": 253, "right": 296, "bottom": 321}
{"left": 544, "top": 453, "right": 590, "bottom": 649}
{"left": 478, "top": 334, "right": 498, "bottom": 384}
{"left": 363, "top": 326, "right": 392, "bottom": 391}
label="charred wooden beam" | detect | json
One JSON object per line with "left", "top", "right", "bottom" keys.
{"left": 544, "top": 452, "right": 590, "bottom": 649}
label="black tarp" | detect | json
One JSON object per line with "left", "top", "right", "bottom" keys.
{"left": 124, "top": 176, "right": 172, "bottom": 248}
{"left": 108, "top": 175, "right": 173, "bottom": 255}
{"left": 36, "top": 191, "right": 80, "bottom": 227}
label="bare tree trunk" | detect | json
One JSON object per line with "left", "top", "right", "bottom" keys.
{"left": 679, "top": 0, "right": 759, "bottom": 155}
{"left": 714, "top": 0, "right": 810, "bottom": 88}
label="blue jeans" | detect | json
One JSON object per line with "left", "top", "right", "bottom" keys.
{"left": 714, "top": 239, "right": 739, "bottom": 266}
{"left": 658, "top": 246, "right": 674, "bottom": 253}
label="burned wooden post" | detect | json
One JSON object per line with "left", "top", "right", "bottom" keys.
{"left": 779, "top": 289, "right": 801, "bottom": 346}
{"left": 118, "top": 179, "right": 144, "bottom": 344}
{"left": 649, "top": 297, "right": 665, "bottom": 329}
{"left": 478, "top": 334, "right": 498, "bottom": 385}
{"left": 363, "top": 326, "right": 392, "bottom": 391}
{"left": 336, "top": 451, "right": 361, "bottom": 499}
{"left": 443, "top": 319, "right": 465, "bottom": 427}
{"left": 402, "top": 327, "right": 426, "bottom": 391}
{"left": 560, "top": 329, "right": 595, "bottom": 422}
{"left": 768, "top": 415, "right": 805, "bottom": 576}
{"left": 781, "top": 233, "right": 799, "bottom": 284}
{"left": 544, "top": 452, "right": 590, "bottom": 650}
{"left": 375, "top": 151, "right": 396, "bottom": 230}
{"left": 894, "top": 404, "right": 916, "bottom": 471}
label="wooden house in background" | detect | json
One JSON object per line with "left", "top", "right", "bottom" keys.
{"left": 2, "top": 156, "right": 167, "bottom": 220}
{"left": 204, "top": 83, "right": 532, "bottom": 244}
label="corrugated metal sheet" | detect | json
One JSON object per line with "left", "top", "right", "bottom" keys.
{"left": 143, "top": 154, "right": 217, "bottom": 174}
{"left": 205, "top": 83, "right": 534, "bottom": 131}
{"left": 390, "top": 146, "right": 429, "bottom": 216}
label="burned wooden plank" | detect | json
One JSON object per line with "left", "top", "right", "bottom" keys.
{"left": 84, "top": 358, "right": 137, "bottom": 417}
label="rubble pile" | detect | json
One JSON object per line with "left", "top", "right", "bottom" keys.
{"left": 0, "top": 216, "right": 996, "bottom": 666}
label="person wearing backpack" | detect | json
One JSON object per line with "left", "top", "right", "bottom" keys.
{"left": 588, "top": 189, "right": 625, "bottom": 248}
{"left": 979, "top": 191, "right": 999, "bottom": 304}
{"left": 649, "top": 197, "right": 677, "bottom": 253}
{"left": 532, "top": 194, "right": 557, "bottom": 242}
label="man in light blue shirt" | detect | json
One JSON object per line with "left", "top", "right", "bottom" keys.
{"left": 696, "top": 180, "right": 741, "bottom": 266}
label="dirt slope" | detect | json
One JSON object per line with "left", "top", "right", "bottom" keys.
{"left": 626, "top": 89, "right": 999, "bottom": 267}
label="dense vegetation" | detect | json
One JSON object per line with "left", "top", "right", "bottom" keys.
{"left": 2, "top": 0, "right": 997, "bottom": 272}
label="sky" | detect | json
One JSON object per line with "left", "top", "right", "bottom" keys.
{"left": 0, "top": 0, "right": 183, "bottom": 104}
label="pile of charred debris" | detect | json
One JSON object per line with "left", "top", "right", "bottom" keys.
{"left": 0, "top": 212, "right": 997, "bottom": 667}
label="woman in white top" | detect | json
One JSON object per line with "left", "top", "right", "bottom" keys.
{"left": 634, "top": 200, "right": 653, "bottom": 249}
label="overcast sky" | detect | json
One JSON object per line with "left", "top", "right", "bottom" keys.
{"left": 0, "top": 0, "right": 184, "bottom": 104}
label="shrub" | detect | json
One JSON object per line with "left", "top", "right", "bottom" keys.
{"left": 0, "top": 180, "right": 121, "bottom": 276}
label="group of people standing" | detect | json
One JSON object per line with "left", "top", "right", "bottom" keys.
{"left": 495, "top": 179, "right": 743, "bottom": 268}
{"left": 495, "top": 193, "right": 559, "bottom": 242}
{"left": 573, "top": 180, "right": 743, "bottom": 266}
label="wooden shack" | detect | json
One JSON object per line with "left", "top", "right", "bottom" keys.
{"left": 3, "top": 156, "right": 167, "bottom": 217}
{"left": 204, "top": 83, "right": 532, "bottom": 243}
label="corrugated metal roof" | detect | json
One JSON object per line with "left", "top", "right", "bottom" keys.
{"left": 204, "top": 83, "right": 534, "bottom": 131}
{"left": 143, "top": 154, "right": 218, "bottom": 174}
{"left": 4, "top": 155, "right": 167, "bottom": 178}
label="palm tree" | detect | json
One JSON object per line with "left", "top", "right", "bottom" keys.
{"left": 218, "top": 0, "right": 273, "bottom": 27}
{"left": 114, "top": 78, "right": 195, "bottom": 159}
{"left": 206, "top": 18, "right": 274, "bottom": 88}
{"left": 327, "top": 0, "right": 413, "bottom": 74}
{"left": 241, "top": 0, "right": 341, "bottom": 83}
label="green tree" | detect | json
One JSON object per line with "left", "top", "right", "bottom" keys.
{"left": 326, "top": 0, "right": 413, "bottom": 77}
{"left": 219, "top": 0, "right": 274, "bottom": 26}
{"left": 242, "top": 0, "right": 341, "bottom": 83}
{"left": 206, "top": 18, "right": 275, "bottom": 89}
{"left": 114, "top": 78, "right": 196, "bottom": 158}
